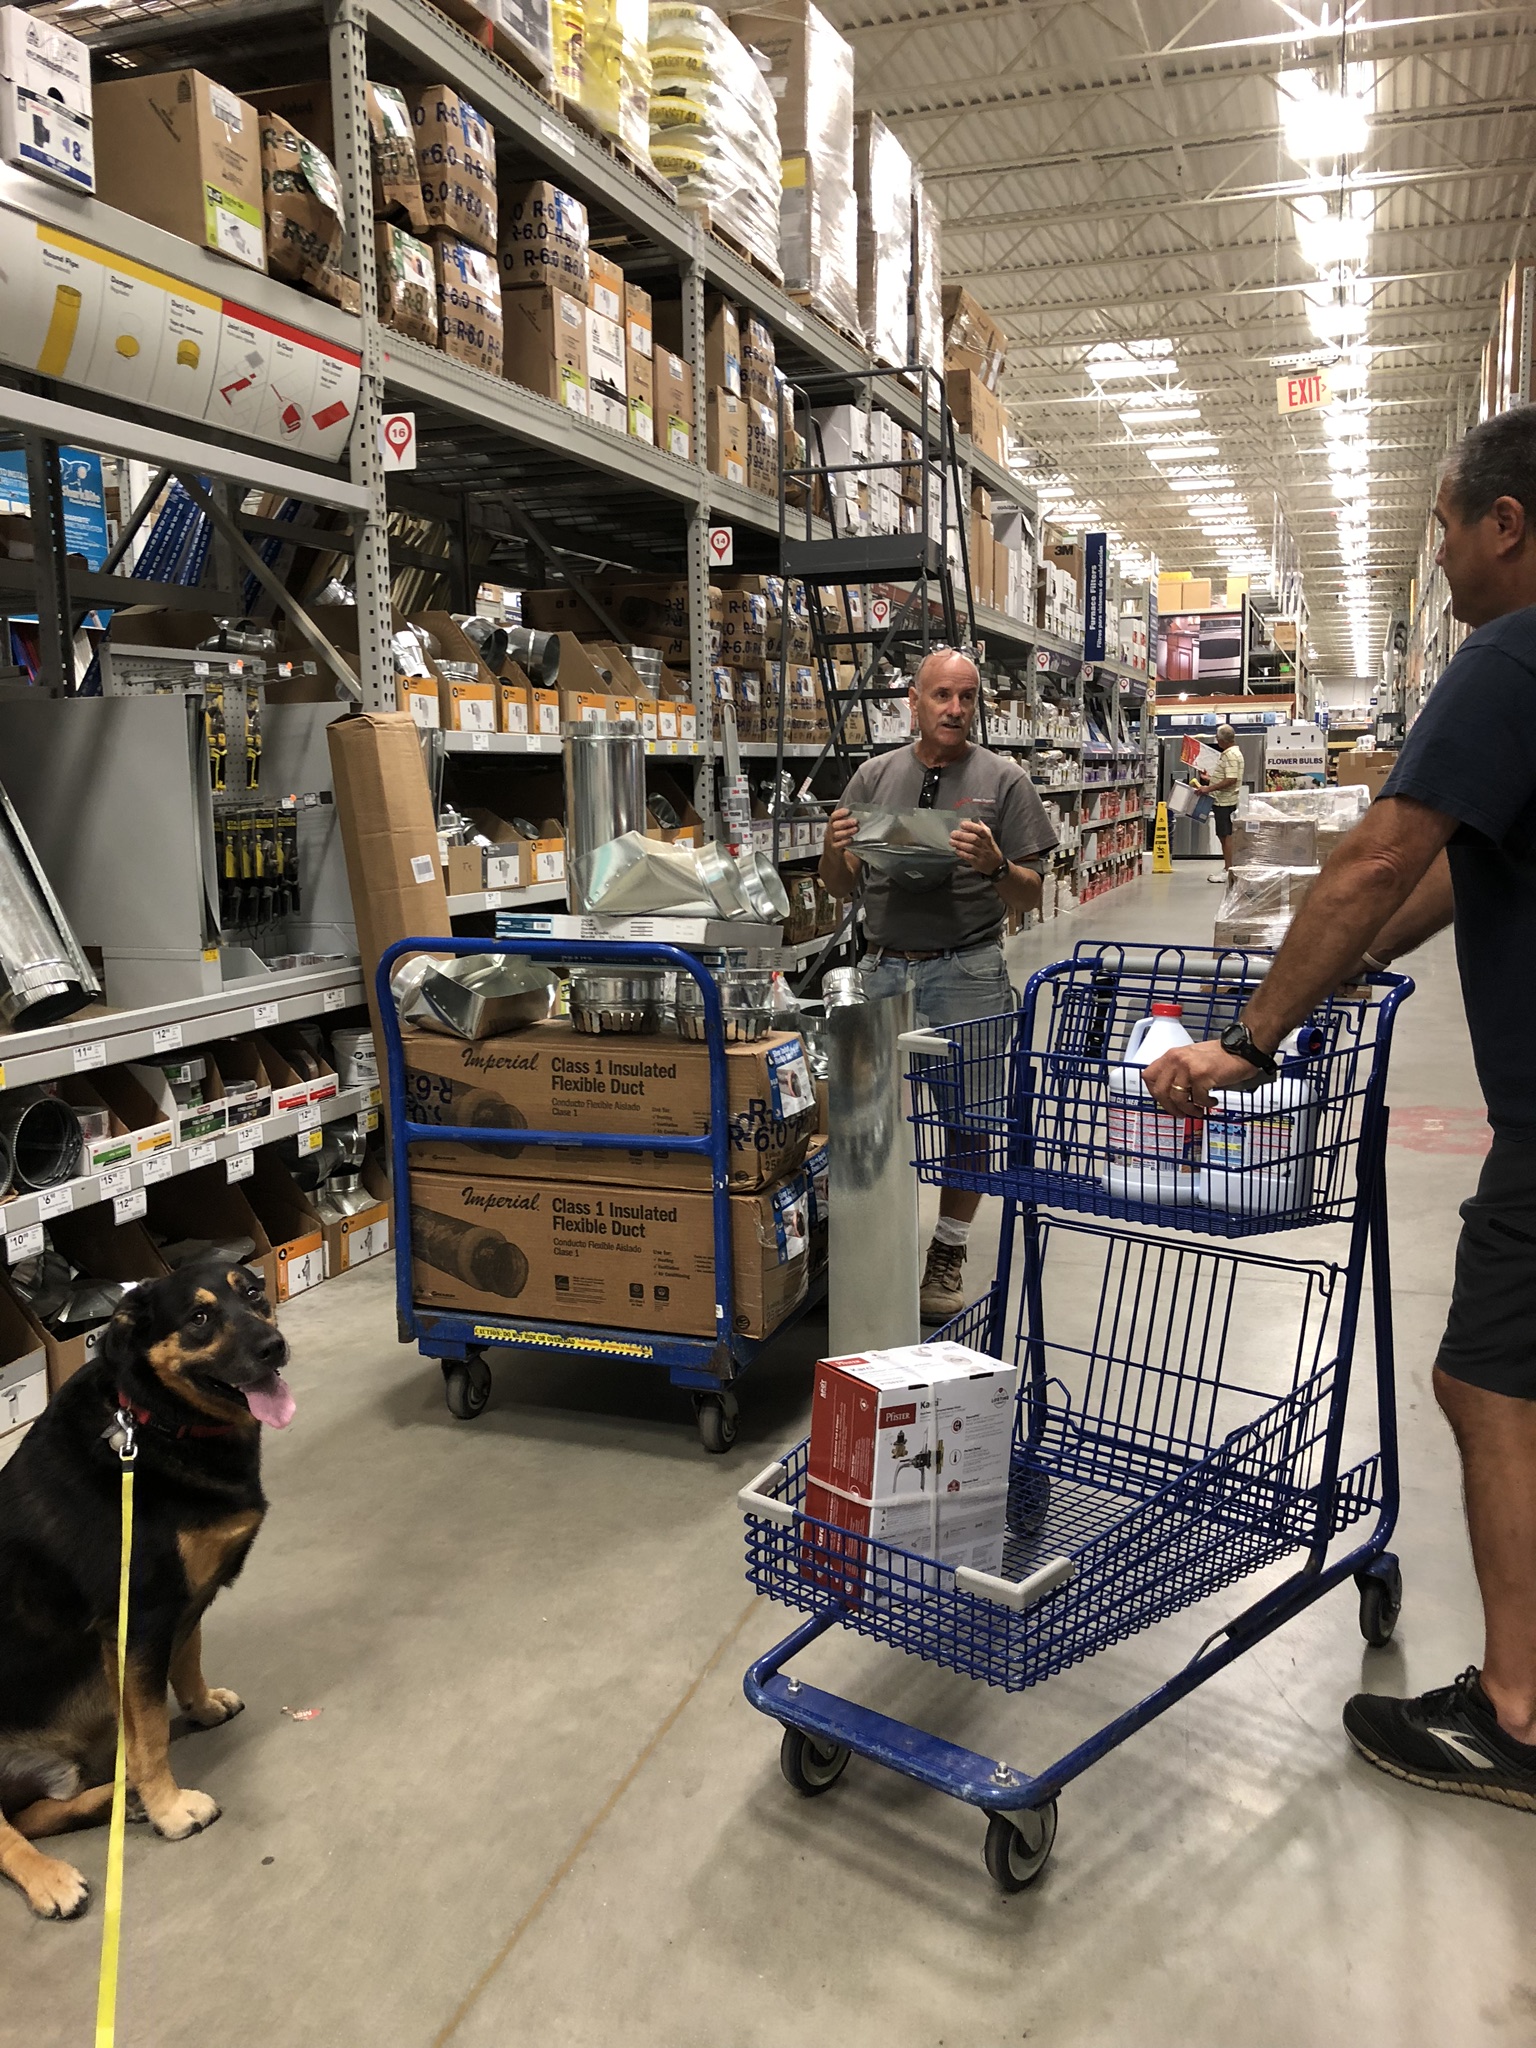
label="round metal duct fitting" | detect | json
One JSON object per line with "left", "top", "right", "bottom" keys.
{"left": 502, "top": 627, "right": 560, "bottom": 687}
{"left": 0, "top": 1087, "right": 84, "bottom": 1190}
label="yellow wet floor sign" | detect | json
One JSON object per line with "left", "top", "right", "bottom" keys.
{"left": 1152, "top": 801, "right": 1173, "bottom": 873}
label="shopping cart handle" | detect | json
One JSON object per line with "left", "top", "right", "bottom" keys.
{"left": 739, "top": 1459, "right": 795, "bottom": 1529}
{"left": 897, "top": 1031, "right": 954, "bottom": 1056}
{"left": 955, "top": 1555, "right": 1074, "bottom": 1612}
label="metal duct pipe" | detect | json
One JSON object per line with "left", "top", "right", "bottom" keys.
{"left": 502, "top": 627, "right": 561, "bottom": 686}
{"left": 563, "top": 719, "right": 648, "bottom": 914}
{"left": 0, "top": 784, "right": 100, "bottom": 1029}
{"left": 826, "top": 988, "right": 920, "bottom": 1356}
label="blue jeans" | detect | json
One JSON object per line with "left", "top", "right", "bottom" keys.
{"left": 859, "top": 940, "right": 1015, "bottom": 1028}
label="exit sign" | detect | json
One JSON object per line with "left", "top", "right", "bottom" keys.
{"left": 1276, "top": 370, "right": 1335, "bottom": 415}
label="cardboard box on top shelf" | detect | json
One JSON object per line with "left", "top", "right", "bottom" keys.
{"left": 6, "top": 1216, "right": 169, "bottom": 1397}
{"left": 707, "top": 389, "right": 749, "bottom": 490}
{"left": 0, "top": 1284, "right": 47, "bottom": 1441}
{"left": 327, "top": 712, "right": 452, "bottom": 1042}
{"left": 587, "top": 249, "right": 624, "bottom": 322}
{"left": 258, "top": 110, "right": 352, "bottom": 307}
{"left": 941, "top": 285, "right": 1007, "bottom": 391}
{"left": 409, "top": 84, "right": 496, "bottom": 253}
{"left": 655, "top": 296, "right": 741, "bottom": 397}
{"left": 377, "top": 222, "right": 438, "bottom": 347}
{"left": 585, "top": 303, "right": 626, "bottom": 395}
{"left": 251, "top": 79, "right": 429, "bottom": 233}
{"left": 503, "top": 283, "right": 588, "bottom": 414}
{"left": 628, "top": 384, "right": 655, "bottom": 447}
{"left": 854, "top": 112, "right": 913, "bottom": 368}
{"left": 624, "top": 281, "right": 653, "bottom": 359}
{"left": 408, "top": 1164, "right": 810, "bottom": 1339}
{"left": 93, "top": 70, "right": 265, "bottom": 270}
{"left": 242, "top": 1150, "right": 327, "bottom": 1303}
{"left": 656, "top": 349, "right": 694, "bottom": 461}
{"left": 0, "top": 9, "right": 93, "bottom": 194}
{"left": 403, "top": 1021, "right": 815, "bottom": 1191}
{"left": 740, "top": 313, "right": 776, "bottom": 402}
{"left": 945, "top": 371, "right": 1003, "bottom": 465}
{"left": 142, "top": 1167, "right": 279, "bottom": 1311}
{"left": 746, "top": 396, "right": 779, "bottom": 497}
{"left": 499, "top": 180, "right": 590, "bottom": 296}
{"left": 434, "top": 236, "right": 502, "bottom": 376}
{"left": 519, "top": 585, "right": 613, "bottom": 635}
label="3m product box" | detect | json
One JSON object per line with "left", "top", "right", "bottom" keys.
{"left": 808, "top": 1342, "right": 1017, "bottom": 1502}
{"left": 94, "top": 70, "right": 265, "bottom": 270}
{"left": 0, "top": 10, "right": 93, "bottom": 194}
{"left": 408, "top": 1168, "right": 811, "bottom": 1337}
{"left": 402, "top": 1023, "right": 816, "bottom": 1189}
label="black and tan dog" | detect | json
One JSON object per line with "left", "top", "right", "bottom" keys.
{"left": 0, "top": 1261, "right": 295, "bottom": 1919}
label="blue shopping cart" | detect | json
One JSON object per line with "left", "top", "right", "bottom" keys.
{"left": 376, "top": 934, "right": 824, "bottom": 1453}
{"left": 740, "top": 940, "right": 1413, "bottom": 1890}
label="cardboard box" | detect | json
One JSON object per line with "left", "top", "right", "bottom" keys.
{"left": 945, "top": 370, "right": 1003, "bottom": 465}
{"left": 746, "top": 396, "right": 779, "bottom": 497}
{"left": 503, "top": 283, "right": 588, "bottom": 413}
{"left": 496, "top": 667, "right": 532, "bottom": 733}
{"left": 740, "top": 312, "right": 776, "bottom": 401}
{"left": 250, "top": 79, "right": 428, "bottom": 232}
{"left": 243, "top": 1152, "right": 327, "bottom": 1303}
{"left": 327, "top": 712, "right": 453, "bottom": 1030}
{"left": 654, "top": 295, "right": 741, "bottom": 397}
{"left": 584, "top": 305, "right": 626, "bottom": 393}
{"left": 94, "top": 70, "right": 265, "bottom": 270}
{"left": 434, "top": 236, "right": 502, "bottom": 376}
{"left": 9, "top": 1216, "right": 169, "bottom": 1396}
{"left": 399, "top": 675, "right": 442, "bottom": 728}
{"left": 259, "top": 110, "right": 348, "bottom": 304}
{"left": 408, "top": 1166, "right": 810, "bottom": 1338}
{"left": 628, "top": 393, "right": 655, "bottom": 445}
{"left": 801, "top": 1482, "right": 1008, "bottom": 1600}
{"left": 588, "top": 249, "right": 624, "bottom": 322}
{"left": 1335, "top": 751, "right": 1397, "bottom": 799}
{"left": 250, "top": 1034, "right": 321, "bottom": 1119}
{"left": 941, "top": 285, "right": 1007, "bottom": 391}
{"left": 0, "top": 9, "right": 93, "bottom": 194}
{"left": 377, "top": 223, "right": 438, "bottom": 346}
{"left": 142, "top": 1168, "right": 278, "bottom": 1308}
{"left": 655, "top": 348, "right": 694, "bottom": 460}
{"left": 499, "top": 179, "right": 590, "bottom": 296}
{"left": 324, "top": 1200, "right": 391, "bottom": 1279}
{"left": 410, "top": 84, "right": 497, "bottom": 253}
{"left": 88, "top": 1067, "right": 176, "bottom": 1161}
{"left": 0, "top": 1284, "right": 48, "bottom": 1437}
{"left": 708, "top": 388, "right": 748, "bottom": 489}
{"left": 402, "top": 1022, "right": 816, "bottom": 1189}
{"left": 626, "top": 338, "right": 654, "bottom": 412}
{"left": 624, "top": 281, "right": 653, "bottom": 358}
{"left": 808, "top": 1341, "right": 1016, "bottom": 1503}
{"left": 589, "top": 382, "right": 628, "bottom": 435}
{"left": 531, "top": 685, "right": 560, "bottom": 737}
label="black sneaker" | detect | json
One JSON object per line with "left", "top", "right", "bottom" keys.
{"left": 1343, "top": 1667, "right": 1536, "bottom": 1809}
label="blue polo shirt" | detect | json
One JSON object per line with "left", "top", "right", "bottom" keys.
{"left": 1380, "top": 604, "right": 1536, "bottom": 1136}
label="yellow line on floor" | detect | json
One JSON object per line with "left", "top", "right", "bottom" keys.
{"left": 431, "top": 1595, "right": 760, "bottom": 2046}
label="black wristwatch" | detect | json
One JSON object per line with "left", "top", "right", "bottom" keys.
{"left": 1220, "top": 1020, "right": 1278, "bottom": 1078}
{"left": 988, "top": 856, "right": 1010, "bottom": 884}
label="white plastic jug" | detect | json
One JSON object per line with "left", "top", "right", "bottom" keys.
{"left": 1102, "top": 1002, "right": 1201, "bottom": 1209}
{"left": 1198, "top": 1049, "right": 1319, "bottom": 1220}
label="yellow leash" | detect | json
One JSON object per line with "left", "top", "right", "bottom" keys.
{"left": 96, "top": 1421, "right": 136, "bottom": 2048}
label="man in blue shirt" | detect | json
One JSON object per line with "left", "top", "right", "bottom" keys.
{"left": 1145, "top": 404, "right": 1536, "bottom": 1809}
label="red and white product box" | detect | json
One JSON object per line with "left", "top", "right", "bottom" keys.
{"left": 802, "top": 1342, "right": 1015, "bottom": 1599}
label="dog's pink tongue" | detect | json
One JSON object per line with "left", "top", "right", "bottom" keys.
{"left": 243, "top": 1372, "right": 296, "bottom": 1429}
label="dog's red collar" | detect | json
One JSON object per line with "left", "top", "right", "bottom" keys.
{"left": 116, "top": 1392, "right": 241, "bottom": 1440}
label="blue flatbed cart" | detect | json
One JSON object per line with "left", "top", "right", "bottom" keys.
{"left": 377, "top": 934, "right": 823, "bottom": 1453}
{"left": 740, "top": 941, "right": 1413, "bottom": 1889}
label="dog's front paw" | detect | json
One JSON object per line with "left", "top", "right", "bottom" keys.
{"left": 24, "top": 1856, "right": 90, "bottom": 1920}
{"left": 184, "top": 1687, "right": 244, "bottom": 1727}
{"left": 151, "top": 1789, "right": 221, "bottom": 1840}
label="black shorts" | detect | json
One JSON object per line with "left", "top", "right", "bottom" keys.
{"left": 1212, "top": 805, "right": 1236, "bottom": 841}
{"left": 1437, "top": 1136, "right": 1536, "bottom": 1400}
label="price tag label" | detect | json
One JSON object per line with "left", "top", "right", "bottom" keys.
{"left": 298, "top": 1127, "right": 323, "bottom": 1154}
{"left": 254, "top": 1002, "right": 279, "bottom": 1030}
{"left": 152, "top": 1023, "right": 183, "bottom": 1053}
{"left": 323, "top": 987, "right": 347, "bottom": 1013}
{"left": 188, "top": 1141, "right": 217, "bottom": 1171}
{"left": 235, "top": 1120, "right": 262, "bottom": 1151}
{"left": 38, "top": 1185, "right": 74, "bottom": 1218}
{"left": 368, "top": 1085, "right": 382, "bottom": 1107}
{"left": 72, "top": 1040, "right": 106, "bottom": 1072}
{"left": 362, "top": 1108, "right": 379, "bottom": 1132}
{"left": 226, "top": 1151, "right": 255, "bottom": 1183}
{"left": 142, "top": 1152, "right": 174, "bottom": 1184}
{"left": 296, "top": 1104, "right": 321, "bottom": 1132}
{"left": 5, "top": 1223, "right": 43, "bottom": 1263}
{"left": 471, "top": 731, "right": 491, "bottom": 752}
{"left": 98, "top": 1167, "right": 132, "bottom": 1201}
{"left": 113, "top": 1188, "right": 148, "bottom": 1224}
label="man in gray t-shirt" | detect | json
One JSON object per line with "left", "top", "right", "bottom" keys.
{"left": 819, "top": 649, "right": 1057, "bottom": 1320}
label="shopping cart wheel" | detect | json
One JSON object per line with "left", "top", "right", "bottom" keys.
{"left": 444, "top": 1354, "right": 492, "bottom": 1421}
{"left": 695, "top": 1391, "right": 739, "bottom": 1455}
{"left": 1356, "top": 1559, "right": 1403, "bottom": 1647}
{"left": 983, "top": 1801, "right": 1057, "bottom": 1893}
{"left": 779, "top": 1726, "right": 850, "bottom": 1796}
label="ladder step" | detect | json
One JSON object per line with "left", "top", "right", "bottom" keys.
{"left": 782, "top": 535, "right": 945, "bottom": 580}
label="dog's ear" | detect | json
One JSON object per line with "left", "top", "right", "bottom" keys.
{"left": 99, "top": 1279, "right": 159, "bottom": 1379}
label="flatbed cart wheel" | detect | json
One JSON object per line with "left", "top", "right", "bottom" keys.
{"left": 780, "top": 1727, "right": 851, "bottom": 1796}
{"left": 444, "top": 1354, "right": 492, "bottom": 1421}
{"left": 695, "top": 1391, "right": 739, "bottom": 1454}
{"left": 1357, "top": 1559, "right": 1403, "bottom": 1647}
{"left": 983, "top": 1801, "right": 1057, "bottom": 1893}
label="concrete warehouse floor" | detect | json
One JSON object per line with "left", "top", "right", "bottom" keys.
{"left": 6, "top": 863, "right": 1532, "bottom": 2048}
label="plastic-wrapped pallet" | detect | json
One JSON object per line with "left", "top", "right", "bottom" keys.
{"left": 577, "top": 0, "right": 652, "bottom": 161}
{"left": 727, "top": 3, "right": 857, "bottom": 335}
{"left": 854, "top": 113, "right": 912, "bottom": 367}
{"left": 1235, "top": 783, "right": 1369, "bottom": 867}
{"left": 649, "top": 3, "right": 783, "bottom": 279}
{"left": 1214, "top": 865, "right": 1320, "bottom": 952}
{"left": 909, "top": 166, "right": 942, "bottom": 378}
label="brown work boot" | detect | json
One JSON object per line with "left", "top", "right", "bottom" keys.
{"left": 920, "top": 1237, "right": 967, "bottom": 1323}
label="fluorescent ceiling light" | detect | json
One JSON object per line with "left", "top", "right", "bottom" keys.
{"left": 1147, "top": 445, "right": 1220, "bottom": 463}
{"left": 1307, "top": 292, "right": 1370, "bottom": 344}
{"left": 1115, "top": 389, "right": 1199, "bottom": 412}
{"left": 1122, "top": 410, "right": 1204, "bottom": 429}
{"left": 1278, "top": 69, "right": 1373, "bottom": 163}
{"left": 1087, "top": 356, "right": 1179, "bottom": 382}
{"left": 1296, "top": 207, "right": 1371, "bottom": 274}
